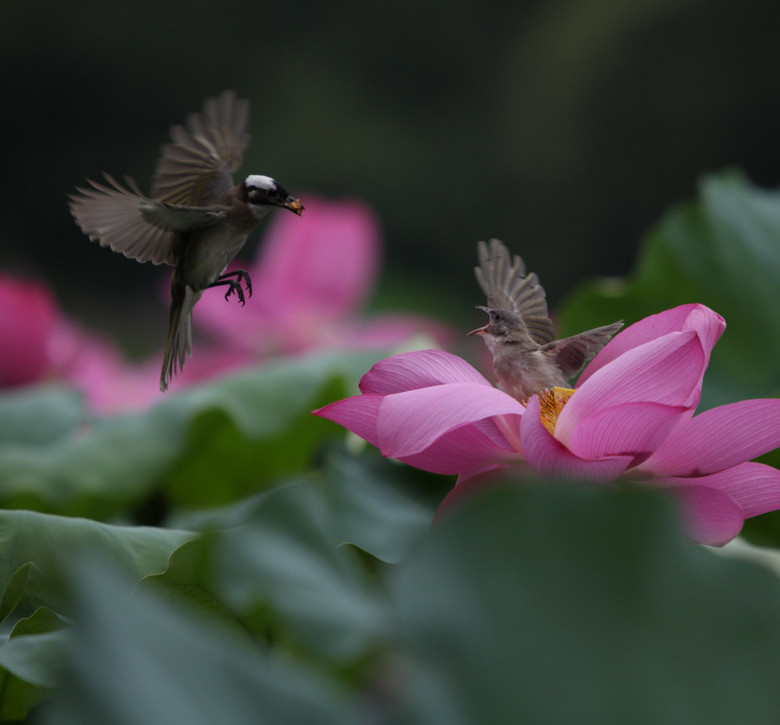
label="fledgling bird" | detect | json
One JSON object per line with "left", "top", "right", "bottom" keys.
{"left": 469, "top": 239, "right": 623, "bottom": 401}
{"left": 69, "top": 91, "right": 304, "bottom": 391}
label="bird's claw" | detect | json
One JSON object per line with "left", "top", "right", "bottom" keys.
{"left": 223, "top": 281, "right": 246, "bottom": 306}
{"left": 214, "top": 269, "right": 252, "bottom": 306}
{"left": 239, "top": 271, "right": 253, "bottom": 299}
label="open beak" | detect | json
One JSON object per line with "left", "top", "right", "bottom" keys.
{"left": 468, "top": 306, "right": 491, "bottom": 336}
{"left": 282, "top": 196, "right": 304, "bottom": 216}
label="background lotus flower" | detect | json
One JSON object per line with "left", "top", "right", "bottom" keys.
{"left": 315, "top": 304, "right": 780, "bottom": 546}
{"left": 47, "top": 320, "right": 161, "bottom": 413}
{"left": 0, "top": 274, "right": 145, "bottom": 412}
{"left": 0, "top": 273, "right": 244, "bottom": 414}
{"left": 0, "top": 274, "right": 58, "bottom": 386}
{"left": 48, "top": 320, "right": 251, "bottom": 414}
{"left": 194, "top": 195, "right": 452, "bottom": 358}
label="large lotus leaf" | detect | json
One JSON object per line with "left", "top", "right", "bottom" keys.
{"left": 160, "top": 373, "right": 352, "bottom": 510}
{"left": 0, "top": 386, "right": 88, "bottom": 446}
{"left": 0, "top": 351, "right": 381, "bottom": 518}
{"left": 389, "top": 483, "right": 780, "bottom": 725}
{"left": 149, "top": 453, "right": 436, "bottom": 661}
{"left": 0, "top": 509, "right": 191, "bottom": 721}
{"left": 39, "top": 559, "right": 359, "bottom": 725}
{"left": 0, "top": 607, "right": 66, "bottom": 720}
{"left": 319, "top": 450, "right": 441, "bottom": 564}
{"left": 135, "top": 534, "right": 248, "bottom": 638}
{"left": 29, "top": 481, "right": 780, "bottom": 724}
{"left": 172, "top": 451, "right": 439, "bottom": 564}
{"left": 0, "top": 509, "right": 193, "bottom": 613}
{"left": 214, "top": 478, "right": 390, "bottom": 662}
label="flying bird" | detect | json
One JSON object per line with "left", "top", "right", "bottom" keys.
{"left": 469, "top": 238, "right": 623, "bottom": 400}
{"left": 69, "top": 91, "right": 304, "bottom": 391}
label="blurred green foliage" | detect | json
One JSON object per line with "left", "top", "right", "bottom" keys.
{"left": 0, "top": 351, "right": 383, "bottom": 518}
{"left": 6, "top": 476, "right": 780, "bottom": 724}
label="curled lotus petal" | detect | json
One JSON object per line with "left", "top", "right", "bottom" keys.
{"left": 579, "top": 303, "right": 725, "bottom": 386}
{"left": 396, "top": 418, "right": 522, "bottom": 476}
{"left": 376, "top": 383, "right": 523, "bottom": 459}
{"left": 360, "top": 349, "right": 491, "bottom": 395}
{"left": 557, "top": 330, "right": 705, "bottom": 446}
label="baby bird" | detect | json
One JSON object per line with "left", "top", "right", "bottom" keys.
{"left": 469, "top": 239, "right": 622, "bottom": 400}
{"left": 69, "top": 91, "right": 303, "bottom": 391}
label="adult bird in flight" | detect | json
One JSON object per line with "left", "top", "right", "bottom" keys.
{"left": 69, "top": 91, "right": 304, "bottom": 391}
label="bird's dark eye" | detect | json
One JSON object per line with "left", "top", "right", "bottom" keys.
{"left": 266, "top": 187, "right": 279, "bottom": 199}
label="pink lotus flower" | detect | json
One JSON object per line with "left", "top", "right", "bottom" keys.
{"left": 47, "top": 320, "right": 160, "bottom": 412}
{"left": 194, "top": 195, "right": 451, "bottom": 357}
{"left": 48, "top": 321, "right": 249, "bottom": 414}
{"left": 315, "top": 304, "right": 780, "bottom": 546}
{"left": 0, "top": 274, "right": 245, "bottom": 414}
{"left": 0, "top": 274, "right": 58, "bottom": 386}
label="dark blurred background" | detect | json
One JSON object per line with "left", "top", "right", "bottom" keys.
{"left": 3, "top": 0, "right": 780, "bottom": 352}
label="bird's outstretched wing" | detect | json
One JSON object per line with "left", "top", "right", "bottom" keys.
{"left": 474, "top": 238, "right": 555, "bottom": 344}
{"left": 150, "top": 90, "right": 251, "bottom": 206}
{"left": 69, "top": 174, "right": 225, "bottom": 265}
{"left": 542, "top": 321, "right": 624, "bottom": 379}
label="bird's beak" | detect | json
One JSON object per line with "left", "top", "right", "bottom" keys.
{"left": 282, "top": 196, "right": 304, "bottom": 215}
{"left": 468, "top": 306, "right": 491, "bottom": 336}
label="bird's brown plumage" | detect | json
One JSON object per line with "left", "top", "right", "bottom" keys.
{"left": 471, "top": 239, "right": 623, "bottom": 400}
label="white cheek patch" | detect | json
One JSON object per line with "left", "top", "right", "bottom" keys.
{"left": 244, "top": 174, "right": 276, "bottom": 191}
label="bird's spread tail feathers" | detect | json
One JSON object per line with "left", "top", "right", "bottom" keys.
{"left": 160, "top": 283, "right": 198, "bottom": 391}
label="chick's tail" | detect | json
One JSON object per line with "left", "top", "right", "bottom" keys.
{"left": 160, "top": 279, "right": 200, "bottom": 392}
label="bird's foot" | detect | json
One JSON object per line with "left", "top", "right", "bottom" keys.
{"left": 211, "top": 269, "right": 253, "bottom": 306}
{"left": 223, "top": 280, "right": 246, "bottom": 306}
{"left": 238, "top": 270, "right": 253, "bottom": 298}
